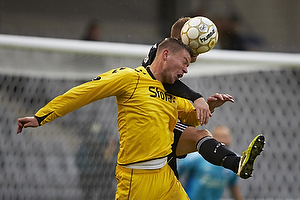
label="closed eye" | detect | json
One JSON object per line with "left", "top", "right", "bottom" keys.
{"left": 183, "top": 57, "right": 190, "bottom": 67}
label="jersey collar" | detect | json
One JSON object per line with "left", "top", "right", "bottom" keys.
{"left": 146, "top": 67, "right": 156, "bottom": 80}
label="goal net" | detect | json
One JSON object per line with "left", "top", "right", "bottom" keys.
{"left": 1, "top": 34, "right": 300, "bottom": 200}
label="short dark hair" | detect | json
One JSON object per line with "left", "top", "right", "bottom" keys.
{"left": 158, "top": 38, "right": 194, "bottom": 59}
{"left": 171, "top": 17, "right": 191, "bottom": 40}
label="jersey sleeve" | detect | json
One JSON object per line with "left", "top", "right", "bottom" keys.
{"left": 141, "top": 42, "right": 160, "bottom": 67}
{"left": 35, "top": 67, "right": 137, "bottom": 126}
{"left": 176, "top": 97, "right": 200, "bottom": 127}
{"left": 163, "top": 80, "right": 203, "bottom": 102}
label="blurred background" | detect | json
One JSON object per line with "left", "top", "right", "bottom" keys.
{"left": 1, "top": 1, "right": 300, "bottom": 200}
{"left": 1, "top": 0, "right": 300, "bottom": 52}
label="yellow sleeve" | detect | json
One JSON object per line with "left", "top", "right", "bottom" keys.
{"left": 177, "top": 97, "right": 200, "bottom": 127}
{"left": 35, "top": 67, "right": 138, "bottom": 125}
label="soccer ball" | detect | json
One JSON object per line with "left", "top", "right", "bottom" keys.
{"left": 181, "top": 16, "right": 218, "bottom": 54}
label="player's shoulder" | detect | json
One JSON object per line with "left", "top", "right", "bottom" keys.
{"left": 112, "top": 66, "right": 150, "bottom": 79}
{"left": 142, "top": 39, "right": 164, "bottom": 67}
{"left": 134, "top": 66, "right": 148, "bottom": 74}
{"left": 147, "top": 40, "right": 163, "bottom": 55}
{"left": 91, "top": 67, "right": 139, "bottom": 83}
{"left": 112, "top": 67, "right": 135, "bottom": 73}
{"left": 119, "top": 66, "right": 148, "bottom": 76}
{"left": 103, "top": 67, "right": 138, "bottom": 76}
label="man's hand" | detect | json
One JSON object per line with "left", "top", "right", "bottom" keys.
{"left": 193, "top": 97, "right": 212, "bottom": 126}
{"left": 207, "top": 93, "right": 234, "bottom": 113}
{"left": 17, "top": 116, "right": 39, "bottom": 134}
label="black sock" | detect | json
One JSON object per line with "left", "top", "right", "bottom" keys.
{"left": 222, "top": 155, "right": 240, "bottom": 173}
{"left": 196, "top": 136, "right": 240, "bottom": 173}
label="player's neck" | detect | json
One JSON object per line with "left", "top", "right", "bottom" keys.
{"left": 149, "top": 63, "right": 162, "bottom": 83}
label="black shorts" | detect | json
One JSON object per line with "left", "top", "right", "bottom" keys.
{"left": 167, "top": 122, "right": 189, "bottom": 178}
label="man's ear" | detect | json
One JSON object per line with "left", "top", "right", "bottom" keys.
{"left": 162, "top": 49, "right": 169, "bottom": 61}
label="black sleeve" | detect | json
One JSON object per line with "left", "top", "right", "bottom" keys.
{"left": 163, "top": 80, "right": 203, "bottom": 102}
{"left": 141, "top": 40, "right": 164, "bottom": 67}
{"left": 142, "top": 45, "right": 157, "bottom": 67}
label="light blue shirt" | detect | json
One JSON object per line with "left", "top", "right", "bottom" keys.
{"left": 178, "top": 152, "right": 238, "bottom": 200}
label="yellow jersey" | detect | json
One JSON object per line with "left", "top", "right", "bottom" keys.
{"left": 35, "top": 66, "right": 199, "bottom": 165}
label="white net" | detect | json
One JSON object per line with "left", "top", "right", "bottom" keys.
{"left": 1, "top": 34, "right": 300, "bottom": 200}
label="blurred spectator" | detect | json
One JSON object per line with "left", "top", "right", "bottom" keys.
{"left": 191, "top": 5, "right": 210, "bottom": 18}
{"left": 81, "top": 20, "right": 102, "bottom": 41}
{"left": 214, "top": 13, "right": 264, "bottom": 51}
{"left": 75, "top": 123, "right": 117, "bottom": 200}
{"left": 214, "top": 14, "right": 247, "bottom": 50}
{"left": 178, "top": 125, "right": 243, "bottom": 200}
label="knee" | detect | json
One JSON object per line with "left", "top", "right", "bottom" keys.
{"left": 192, "top": 129, "right": 213, "bottom": 142}
{"left": 195, "top": 129, "right": 213, "bottom": 139}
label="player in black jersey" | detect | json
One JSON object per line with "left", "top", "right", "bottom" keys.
{"left": 142, "top": 17, "right": 265, "bottom": 179}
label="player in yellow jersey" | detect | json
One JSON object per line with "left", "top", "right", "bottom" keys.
{"left": 17, "top": 38, "right": 204, "bottom": 199}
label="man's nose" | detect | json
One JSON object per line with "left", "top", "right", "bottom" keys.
{"left": 183, "top": 66, "right": 188, "bottom": 74}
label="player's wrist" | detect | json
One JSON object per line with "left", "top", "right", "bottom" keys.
{"left": 191, "top": 94, "right": 204, "bottom": 102}
{"left": 34, "top": 115, "right": 42, "bottom": 126}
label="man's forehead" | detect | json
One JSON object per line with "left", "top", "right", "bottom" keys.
{"left": 180, "top": 49, "right": 192, "bottom": 62}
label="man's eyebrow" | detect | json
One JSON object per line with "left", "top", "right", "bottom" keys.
{"left": 183, "top": 56, "right": 190, "bottom": 64}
